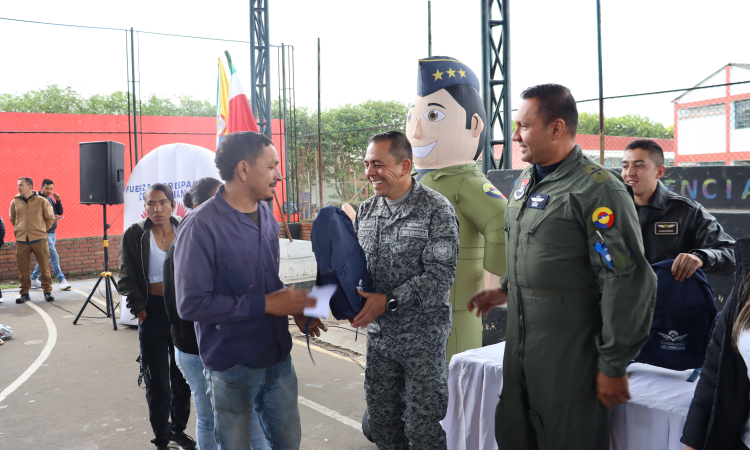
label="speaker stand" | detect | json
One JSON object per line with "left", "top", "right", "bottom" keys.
{"left": 74, "top": 205, "right": 119, "bottom": 330}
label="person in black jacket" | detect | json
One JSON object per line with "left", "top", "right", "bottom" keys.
{"left": 119, "top": 183, "right": 195, "bottom": 450}
{"left": 30, "top": 179, "right": 70, "bottom": 291}
{"left": 622, "top": 139, "right": 735, "bottom": 281}
{"left": 681, "top": 237, "right": 750, "bottom": 450}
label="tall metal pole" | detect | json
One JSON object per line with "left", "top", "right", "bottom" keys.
{"left": 250, "top": 0, "right": 272, "bottom": 137}
{"left": 130, "top": 28, "right": 139, "bottom": 164}
{"left": 481, "top": 0, "right": 511, "bottom": 172}
{"left": 281, "top": 44, "right": 290, "bottom": 223}
{"left": 502, "top": 0, "right": 511, "bottom": 170}
{"left": 597, "top": 0, "right": 604, "bottom": 165}
{"left": 428, "top": 1, "right": 432, "bottom": 57}
{"left": 317, "top": 38, "right": 323, "bottom": 214}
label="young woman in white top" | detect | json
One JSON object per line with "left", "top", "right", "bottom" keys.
{"left": 118, "top": 183, "right": 195, "bottom": 450}
{"left": 682, "top": 238, "right": 749, "bottom": 450}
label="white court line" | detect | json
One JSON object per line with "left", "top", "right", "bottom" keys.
{"left": 298, "top": 395, "right": 360, "bottom": 430}
{"left": 0, "top": 301, "right": 58, "bottom": 403}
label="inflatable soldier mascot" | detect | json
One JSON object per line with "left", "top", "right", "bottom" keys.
{"left": 407, "top": 56, "right": 507, "bottom": 360}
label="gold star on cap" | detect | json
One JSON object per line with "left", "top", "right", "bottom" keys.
{"left": 432, "top": 69, "right": 444, "bottom": 81}
{"left": 446, "top": 67, "right": 456, "bottom": 78}
{"left": 458, "top": 68, "right": 466, "bottom": 78}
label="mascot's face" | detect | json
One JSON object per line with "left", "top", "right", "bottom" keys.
{"left": 407, "top": 88, "right": 483, "bottom": 170}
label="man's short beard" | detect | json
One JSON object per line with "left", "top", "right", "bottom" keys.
{"left": 264, "top": 197, "right": 273, "bottom": 203}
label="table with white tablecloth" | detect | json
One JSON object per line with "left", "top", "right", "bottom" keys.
{"left": 442, "top": 342, "right": 698, "bottom": 450}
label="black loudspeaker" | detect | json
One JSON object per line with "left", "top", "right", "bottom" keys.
{"left": 79, "top": 141, "right": 125, "bottom": 205}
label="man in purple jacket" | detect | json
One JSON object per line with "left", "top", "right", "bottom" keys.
{"left": 175, "top": 131, "right": 318, "bottom": 449}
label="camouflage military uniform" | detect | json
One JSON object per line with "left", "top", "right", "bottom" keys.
{"left": 355, "top": 180, "right": 459, "bottom": 450}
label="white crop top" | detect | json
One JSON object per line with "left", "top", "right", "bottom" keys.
{"left": 148, "top": 225, "right": 176, "bottom": 284}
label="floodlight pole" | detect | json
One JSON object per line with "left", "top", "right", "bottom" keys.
{"left": 481, "top": 0, "right": 512, "bottom": 172}
{"left": 597, "top": 0, "right": 605, "bottom": 164}
{"left": 428, "top": 1, "right": 432, "bottom": 57}
{"left": 130, "top": 28, "right": 139, "bottom": 164}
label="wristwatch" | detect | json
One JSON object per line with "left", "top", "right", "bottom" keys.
{"left": 690, "top": 251, "right": 707, "bottom": 267}
{"left": 385, "top": 291, "right": 398, "bottom": 312}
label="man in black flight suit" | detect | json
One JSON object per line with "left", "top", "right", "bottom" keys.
{"left": 621, "top": 139, "right": 735, "bottom": 281}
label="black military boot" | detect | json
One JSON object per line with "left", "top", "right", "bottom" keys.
{"left": 16, "top": 293, "right": 30, "bottom": 303}
{"left": 44, "top": 292, "right": 55, "bottom": 302}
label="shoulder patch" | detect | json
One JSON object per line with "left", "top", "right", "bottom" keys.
{"left": 482, "top": 182, "right": 506, "bottom": 199}
{"left": 581, "top": 164, "right": 610, "bottom": 183}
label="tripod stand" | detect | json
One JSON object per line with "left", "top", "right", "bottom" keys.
{"left": 74, "top": 205, "right": 120, "bottom": 330}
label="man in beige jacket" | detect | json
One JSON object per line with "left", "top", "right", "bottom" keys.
{"left": 10, "top": 177, "right": 56, "bottom": 303}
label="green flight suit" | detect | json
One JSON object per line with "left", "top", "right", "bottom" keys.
{"left": 496, "top": 146, "right": 656, "bottom": 450}
{"left": 418, "top": 163, "right": 507, "bottom": 359}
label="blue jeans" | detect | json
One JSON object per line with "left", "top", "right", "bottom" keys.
{"left": 205, "top": 356, "right": 301, "bottom": 450}
{"left": 175, "top": 349, "right": 270, "bottom": 450}
{"left": 31, "top": 233, "right": 64, "bottom": 282}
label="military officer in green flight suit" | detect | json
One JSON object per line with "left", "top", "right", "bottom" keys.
{"left": 469, "top": 84, "right": 657, "bottom": 450}
{"left": 406, "top": 56, "right": 507, "bottom": 360}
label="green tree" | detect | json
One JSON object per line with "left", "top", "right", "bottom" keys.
{"left": 0, "top": 85, "right": 214, "bottom": 117}
{"left": 577, "top": 112, "right": 673, "bottom": 139}
{"left": 289, "top": 100, "right": 408, "bottom": 203}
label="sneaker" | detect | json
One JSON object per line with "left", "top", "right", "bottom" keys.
{"left": 44, "top": 292, "right": 55, "bottom": 302}
{"left": 30, "top": 279, "right": 42, "bottom": 289}
{"left": 16, "top": 293, "right": 30, "bottom": 303}
{"left": 60, "top": 279, "right": 71, "bottom": 290}
{"left": 170, "top": 431, "right": 197, "bottom": 450}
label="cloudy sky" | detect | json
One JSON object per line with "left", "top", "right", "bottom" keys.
{"left": 1, "top": 0, "right": 748, "bottom": 127}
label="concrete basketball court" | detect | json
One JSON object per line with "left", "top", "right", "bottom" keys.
{"left": 0, "top": 278, "right": 377, "bottom": 450}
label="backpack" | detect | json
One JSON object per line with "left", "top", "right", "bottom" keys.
{"left": 311, "top": 206, "right": 373, "bottom": 321}
{"left": 634, "top": 259, "right": 717, "bottom": 378}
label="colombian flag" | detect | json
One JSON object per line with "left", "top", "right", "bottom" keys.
{"left": 224, "top": 51, "right": 259, "bottom": 134}
{"left": 216, "top": 58, "right": 229, "bottom": 149}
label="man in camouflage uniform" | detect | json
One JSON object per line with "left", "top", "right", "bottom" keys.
{"left": 350, "top": 130, "right": 459, "bottom": 450}
{"left": 469, "top": 84, "right": 657, "bottom": 450}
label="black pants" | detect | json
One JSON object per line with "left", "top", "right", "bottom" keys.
{"left": 139, "top": 295, "right": 191, "bottom": 446}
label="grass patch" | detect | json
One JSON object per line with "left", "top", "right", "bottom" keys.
{"left": 0, "top": 283, "right": 19, "bottom": 290}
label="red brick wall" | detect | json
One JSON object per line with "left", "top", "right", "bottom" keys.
{"left": 0, "top": 235, "right": 121, "bottom": 283}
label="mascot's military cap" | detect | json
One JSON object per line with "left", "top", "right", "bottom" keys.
{"left": 417, "top": 56, "right": 481, "bottom": 97}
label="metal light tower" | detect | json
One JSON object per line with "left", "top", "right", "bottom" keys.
{"left": 250, "top": 0, "right": 272, "bottom": 137}
{"left": 481, "top": 0, "right": 512, "bottom": 171}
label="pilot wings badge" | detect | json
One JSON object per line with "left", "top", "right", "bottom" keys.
{"left": 658, "top": 330, "right": 688, "bottom": 351}
{"left": 655, "top": 222, "right": 679, "bottom": 235}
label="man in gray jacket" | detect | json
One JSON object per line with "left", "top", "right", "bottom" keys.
{"left": 351, "top": 131, "right": 459, "bottom": 450}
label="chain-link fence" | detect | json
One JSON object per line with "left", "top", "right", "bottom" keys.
{"left": 489, "top": 65, "right": 750, "bottom": 171}
{"left": 2, "top": 18, "right": 750, "bottom": 244}
{"left": 291, "top": 122, "right": 406, "bottom": 220}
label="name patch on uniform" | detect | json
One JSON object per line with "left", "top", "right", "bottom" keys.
{"left": 358, "top": 220, "right": 376, "bottom": 236}
{"left": 592, "top": 207, "right": 615, "bottom": 229}
{"left": 655, "top": 222, "right": 678, "bottom": 235}
{"left": 379, "top": 235, "right": 392, "bottom": 244}
{"left": 482, "top": 182, "right": 506, "bottom": 199}
{"left": 526, "top": 194, "right": 549, "bottom": 209}
{"left": 513, "top": 178, "right": 531, "bottom": 200}
{"left": 400, "top": 228, "right": 428, "bottom": 238}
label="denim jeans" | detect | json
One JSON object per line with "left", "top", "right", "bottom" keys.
{"left": 31, "top": 232, "right": 64, "bottom": 282}
{"left": 205, "top": 356, "right": 301, "bottom": 450}
{"left": 175, "top": 349, "right": 219, "bottom": 450}
{"left": 174, "top": 349, "right": 271, "bottom": 450}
